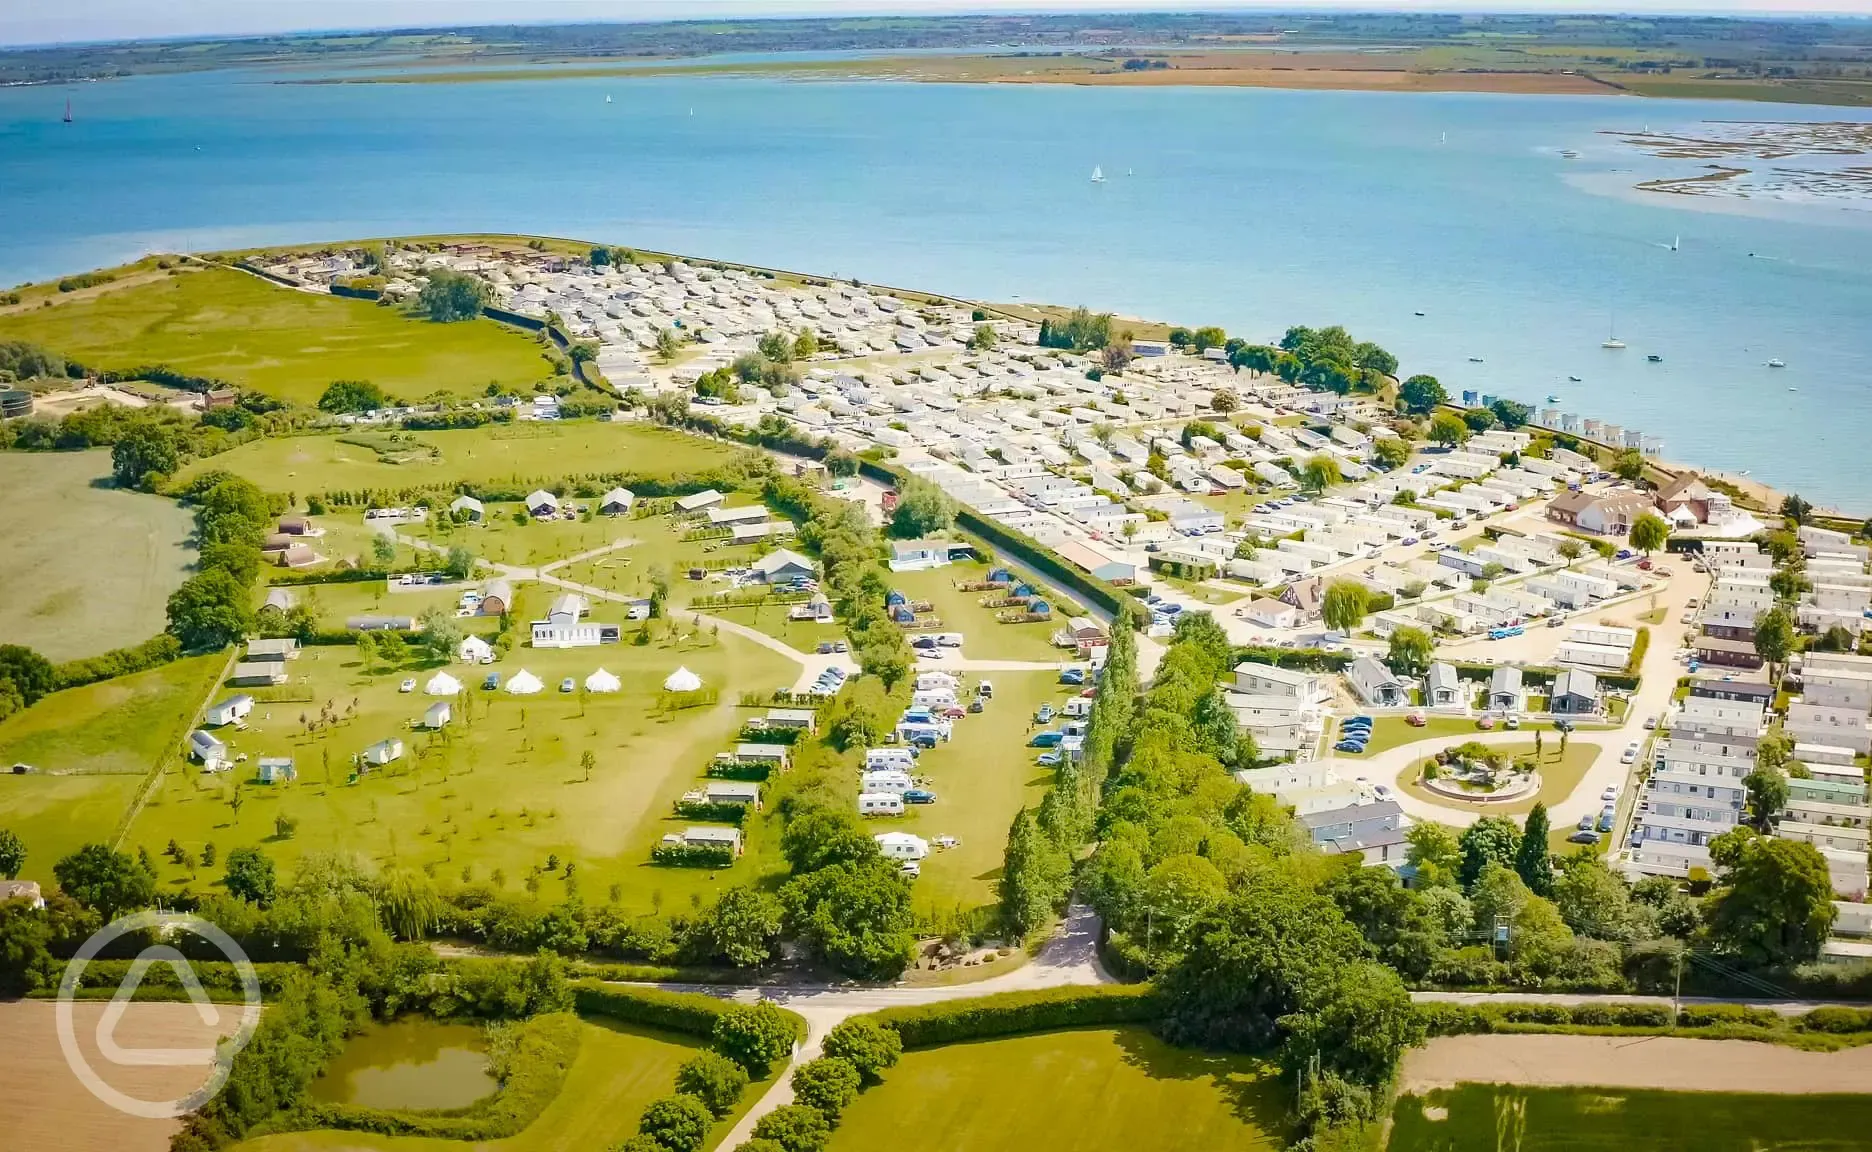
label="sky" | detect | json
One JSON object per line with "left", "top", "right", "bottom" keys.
{"left": 5, "top": 0, "right": 1871, "bottom": 48}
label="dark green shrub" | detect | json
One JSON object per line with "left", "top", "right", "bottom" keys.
{"left": 712, "top": 1001, "right": 800, "bottom": 1076}
{"left": 789, "top": 1057, "right": 860, "bottom": 1122}
{"left": 866, "top": 985, "right": 1160, "bottom": 1049}
{"left": 674, "top": 1051, "right": 749, "bottom": 1117}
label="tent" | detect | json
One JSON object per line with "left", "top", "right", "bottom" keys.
{"left": 663, "top": 666, "right": 702, "bottom": 693}
{"left": 424, "top": 671, "right": 462, "bottom": 696}
{"left": 585, "top": 668, "right": 621, "bottom": 694}
{"left": 507, "top": 669, "right": 543, "bottom": 695}
{"left": 458, "top": 635, "right": 493, "bottom": 664}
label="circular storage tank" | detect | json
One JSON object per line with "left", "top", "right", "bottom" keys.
{"left": 0, "top": 389, "right": 33, "bottom": 419}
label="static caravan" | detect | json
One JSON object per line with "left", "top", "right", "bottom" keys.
{"left": 860, "top": 769, "right": 914, "bottom": 795}
{"left": 859, "top": 792, "right": 906, "bottom": 817}
{"left": 865, "top": 748, "right": 917, "bottom": 771}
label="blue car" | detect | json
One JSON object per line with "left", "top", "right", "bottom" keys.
{"left": 1340, "top": 720, "right": 1373, "bottom": 732}
{"left": 1334, "top": 739, "right": 1368, "bottom": 753}
{"left": 903, "top": 789, "right": 938, "bottom": 804}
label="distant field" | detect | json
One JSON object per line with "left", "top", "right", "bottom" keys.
{"left": 888, "top": 560, "right": 1078, "bottom": 663}
{"left": 123, "top": 623, "right": 794, "bottom": 913}
{"left": 174, "top": 423, "right": 743, "bottom": 493}
{"left": 0, "top": 655, "right": 224, "bottom": 882}
{"left": 827, "top": 1027, "right": 1286, "bottom": 1152}
{"left": 0, "top": 265, "right": 554, "bottom": 405}
{"left": 1390, "top": 1083, "right": 1872, "bottom": 1150}
{"left": 0, "top": 450, "right": 195, "bottom": 661}
{"left": 241, "top": 1018, "right": 765, "bottom": 1152}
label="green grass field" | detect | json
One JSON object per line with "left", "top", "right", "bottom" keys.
{"left": 1389, "top": 1084, "right": 1872, "bottom": 1150}
{"left": 887, "top": 560, "right": 1078, "bottom": 663}
{"left": 0, "top": 266, "right": 556, "bottom": 405}
{"left": 1336, "top": 713, "right": 1596, "bottom": 758}
{"left": 241, "top": 1018, "right": 767, "bottom": 1152}
{"left": 0, "top": 655, "right": 225, "bottom": 882}
{"left": 827, "top": 1027, "right": 1286, "bottom": 1152}
{"left": 176, "top": 423, "right": 742, "bottom": 493}
{"left": 1400, "top": 742, "right": 1602, "bottom": 819}
{"left": 0, "top": 450, "right": 196, "bottom": 661}
{"left": 122, "top": 627, "right": 794, "bottom": 913}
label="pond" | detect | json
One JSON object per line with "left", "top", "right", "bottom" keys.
{"left": 310, "top": 1019, "right": 498, "bottom": 1112}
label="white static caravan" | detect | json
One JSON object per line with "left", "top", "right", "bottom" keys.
{"left": 860, "top": 769, "right": 915, "bottom": 795}
{"left": 859, "top": 792, "right": 906, "bottom": 817}
{"left": 865, "top": 748, "right": 918, "bottom": 772}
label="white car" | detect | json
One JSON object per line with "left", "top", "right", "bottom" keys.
{"left": 399, "top": 678, "right": 416, "bottom": 693}
{"left": 1601, "top": 785, "right": 1619, "bottom": 803}
{"left": 1620, "top": 742, "right": 1640, "bottom": 764}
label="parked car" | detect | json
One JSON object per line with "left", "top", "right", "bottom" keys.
{"left": 1030, "top": 731, "right": 1064, "bottom": 748}
{"left": 399, "top": 678, "right": 416, "bottom": 693}
{"left": 1036, "top": 750, "right": 1063, "bottom": 766}
{"left": 1334, "top": 739, "right": 1368, "bottom": 753}
{"left": 1568, "top": 830, "right": 1601, "bottom": 845}
{"left": 1476, "top": 715, "right": 1496, "bottom": 730}
{"left": 1554, "top": 718, "right": 1575, "bottom": 733}
{"left": 1644, "top": 714, "right": 1659, "bottom": 730}
{"left": 1035, "top": 704, "right": 1055, "bottom": 724}
{"left": 1602, "top": 785, "right": 1619, "bottom": 803}
{"left": 482, "top": 673, "right": 500, "bottom": 691}
{"left": 1577, "top": 813, "right": 1594, "bottom": 832}
{"left": 1637, "top": 558, "right": 1653, "bottom": 571}
{"left": 903, "top": 789, "right": 938, "bottom": 804}
{"left": 967, "top": 699, "right": 985, "bottom": 714}
{"left": 1505, "top": 715, "right": 1521, "bottom": 730}
{"left": 559, "top": 677, "right": 575, "bottom": 693}
{"left": 1597, "top": 808, "right": 1617, "bottom": 833}
{"left": 816, "top": 641, "right": 836, "bottom": 654}
{"left": 1621, "top": 742, "right": 1640, "bottom": 764}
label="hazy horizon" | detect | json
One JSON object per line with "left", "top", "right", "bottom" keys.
{"left": 6, "top": 0, "right": 1872, "bottom": 50}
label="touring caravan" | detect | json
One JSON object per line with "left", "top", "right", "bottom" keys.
{"left": 859, "top": 792, "right": 906, "bottom": 817}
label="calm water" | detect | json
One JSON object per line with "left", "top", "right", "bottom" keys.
{"left": 3, "top": 68, "right": 1871, "bottom": 505}
{"left": 309, "top": 1019, "right": 495, "bottom": 1111}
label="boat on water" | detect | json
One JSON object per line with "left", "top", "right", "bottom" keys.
{"left": 1091, "top": 166, "right": 1105, "bottom": 184}
{"left": 1602, "top": 316, "right": 1626, "bottom": 350}
{"left": 1768, "top": 358, "right": 1786, "bottom": 368}
{"left": 1566, "top": 375, "right": 1582, "bottom": 383}
{"left": 605, "top": 94, "right": 612, "bottom": 103}
{"left": 1468, "top": 356, "right": 1484, "bottom": 363}
{"left": 1647, "top": 354, "right": 1662, "bottom": 363}
{"left": 1669, "top": 235, "right": 1680, "bottom": 252}
{"left": 1547, "top": 393, "right": 1562, "bottom": 402}
{"left": 1413, "top": 311, "right": 1426, "bottom": 317}
{"left": 1559, "top": 149, "right": 1580, "bottom": 159}
{"left": 63, "top": 98, "right": 72, "bottom": 124}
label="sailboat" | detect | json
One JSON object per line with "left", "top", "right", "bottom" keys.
{"left": 605, "top": 94, "right": 612, "bottom": 104}
{"left": 1601, "top": 316, "right": 1626, "bottom": 350}
{"left": 1091, "top": 166, "right": 1105, "bottom": 184}
{"left": 62, "top": 98, "right": 72, "bottom": 124}
{"left": 1669, "top": 235, "right": 1680, "bottom": 252}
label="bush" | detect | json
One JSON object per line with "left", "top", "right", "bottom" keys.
{"left": 674, "top": 1051, "right": 749, "bottom": 1118}
{"left": 712, "top": 1000, "right": 801, "bottom": 1076}
{"left": 820, "top": 1016, "right": 902, "bottom": 1085}
{"left": 1677, "top": 1003, "right": 1784, "bottom": 1030}
{"left": 652, "top": 844, "right": 734, "bottom": 868}
{"left": 572, "top": 982, "right": 733, "bottom": 1038}
{"left": 865, "top": 984, "right": 1161, "bottom": 1049}
{"left": 1798, "top": 1006, "right": 1872, "bottom": 1034}
{"left": 749, "top": 1104, "right": 830, "bottom": 1152}
{"left": 789, "top": 1057, "right": 860, "bottom": 1122}
{"left": 637, "top": 1094, "right": 714, "bottom": 1152}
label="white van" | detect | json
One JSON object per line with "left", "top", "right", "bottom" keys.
{"left": 860, "top": 769, "right": 914, "bottom": 795}
{"left": 976, "top": 679, "right": 995, "bottom": 699}
{"left": 858, "top": 792, "right": 905, "bottom": 817}
{"left": 865, "top": 748, "right": 917, "bottom": 771}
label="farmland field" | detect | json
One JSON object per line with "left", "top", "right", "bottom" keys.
{"left": 0, "top": 265, "right": 554, "bottom": 405}
{"left": 1389, "top": 1083, "right": 1872, "bottom": 1150}
{"left": 122, "top": 626, "right": 795, "bottom": 913}
{"left": 174, "top": 423, "right": 744, "bottom": 492}
{"left": 241, "top": 1018, "right": 766, "bottom": 1152}
{"left": 0, "top": 450, "right": 196, "bottom": 660}
{"left": 826, "top": 1027, "right": 1287, "bottom": 1152}
{"left": 0, "top": 655, "right": 226, "bottom": 882}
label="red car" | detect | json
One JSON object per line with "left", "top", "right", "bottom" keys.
{"left": 1637, "top": 558, "right": 1654, "bottom": 571}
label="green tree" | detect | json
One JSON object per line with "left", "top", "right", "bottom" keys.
{"left": 1000, "top": 807, "right": 1070, "bottom": 937}
{"left": 1745, "top": 766, "right": 1789, "bottom": 831}
{"left": 1427, "top": 411, "right": 1468, "bottom": 448}
{"left": 1300, "top": 453, "right": 1343, "bottom": 494}
{"left": 417, "top": 269, "right": 490, "bottom": 322}
{"left": 418, "top": 608, "right": 462, "bottom": 663}
{"left": 888, "top": 478, "right": 954, "bottom": 539}
{"left": 110, "top": 420, "right": 181, "bottom": 490}
{"left": 52, "top": 844, "right": 154, "bottom": 920}
{"left": 675, "top": 1052, "right": 749, "bottom": 1118}
{"left": 1461, "top": 407, "right": 1498, "bottom": 433}
{"left": 1211, "top": 388, "right": 1239, "bottom": 413}
{"left": 1613, "top": 448, "right": 1646, "bottom": 483}
{"left": 166, "top": 569, "right": 254, "bottom": 651}
{"left": 1138, "top": 853, "right": 1229, "bottom": 957}
{"left": 1321, "top": 580, "right": 1370, "bottom": 632}
{"left": 1557, "top": 538, "right": 1585, "bottom": 563}
{"left": 700, "top": 887, "right": 784, "bottom": 968}
{"left": 749, "top": 1105, "right": 830, "bottom": 1152}
{"left": 1457, "top": 816, "right": 1522, "bottom": 890}
{"left": 1280, "top": 960, "right": 1423, "bottom": 1089}
{"left": 1753, "top": 606, "right": 1795, "bottom": 678}
{"left": 655, "top": 328, "right": 683, "bottom": 362}
{"left": 1386, "top": 627, "right": 1433, "bottom": 677}
{"left": 371, "top": 534, "right": 398, "bottom": 569}
{"left": 783, "top": 857, "right": 915, "bottom": 980}
{"left": 1781, "top": 493, "right": 1812, "bottom": 525}
{"left": 1629, "top": 512, "right": 1669, "bottom": 555}
{"left": 1372, "top": 437, "right": 1412, "bottom": 470}
{"left": 968, "top": 323, "right": 997, "bottom": 351}
{"left": 1514, "top": 803, "right": 1552, "bottom": 897}
{"left": 0, "top": 645, "right": 56, "bottom": 709}
{"left": 1553, "top": 857, "right": 1644, "bottom": 942}
{"left": 317, "top": 379, "right": 387, "bottom": 413}
{"left": 820, "top": 1017, "right": 901, "bottom": 1085}
{"left": 1406, "top": 822, "right": 1463, "bottom": 888}
{"left": 444, "top": 545, "right": 476, "bottom": 580}
{"left": 1706, "top": 836, "right": 1836, "bottom": 966}
{"left": 1193, "top": 325, "right": 1228, "bottom": 352}
{"left": 0, "top": 829, "right": 24, "bottom": 880}
{"left": 793, "top": 329, "right": 819, "bottom": 358}
{"left": 222, "top": 846, "right": 276, "bottom": 906}
{"left": 1399, "top": 374, "right": 1447, "bottom": 414}
{"left": 790, "top": 1057, "right": 861, "bottom": 1122}
{"left": 637, "top": 1094, "right": 714, "bottom": 1152}
{"left": 711, "top": 1001, "right": 798, "bottom": 1077}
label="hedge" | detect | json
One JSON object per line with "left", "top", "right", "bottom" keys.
{"left": 43, "top": 959, "right": 297, "bottom": 1001}
{"left": 651, "top": 844, "right": 734, "bottom": 868}
{"left": 673, "top": 800, "right": 749, "bottom": 825}
{"left": 1233, "top": 645, "right": 1355, "bottom": 672}
{"left": 1417, "top": 999, "right": 1872, "bottom": 1043}
{"left": 863, "top": 984, "right": 1162, "bottom": 1049}
{"left": 706, "top": 762, "right": 773, "bottom": 781}
{"left": 572, "top": 981, "right": 736, "bottom": 1038}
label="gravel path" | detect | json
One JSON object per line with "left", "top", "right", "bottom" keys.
{"left": 1401, "top": 1033, "right": 1872, "bottom": 1095}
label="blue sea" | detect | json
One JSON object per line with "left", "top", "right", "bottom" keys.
{"left": 3, "top": 66, "right": 1871, "bottom": 506}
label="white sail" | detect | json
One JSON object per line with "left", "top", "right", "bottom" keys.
{"left": 1091, "top": 166, "right": 1104, "bottom": 183}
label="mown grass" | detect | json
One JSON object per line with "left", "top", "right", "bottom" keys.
{"left": 0, "top": 449, "right": 196, "bottom": 661}
{"left": 886, "top": 560, "right": 1078, "bottom": 663}
{"left": 1389, "top": 1083, "right": 1872, "bottom": 1150}
{"left": 0, "top": 265, "right": 556, "bottom": 405}
{"left": 827, "top": 1026, "right": 1287, "bottom": 1152}
{"left": 0, "top": 655, "right": 225, "bottom": 882}
{"left": 1398, "top": 742, "right": 1602, "bottom": 819}
{"left": 174, "top": 423, "right": 742, "bottom": 493}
